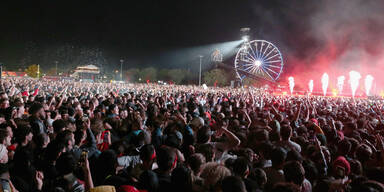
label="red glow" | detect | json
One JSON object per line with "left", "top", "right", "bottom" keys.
{"left": 282, "top": 32, "right": 384, "bottom": 96}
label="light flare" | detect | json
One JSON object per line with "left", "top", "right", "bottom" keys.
{"left": 380, "top": 90, "right": 384, "bottom": 99}
{"left": 332, "top": 89, "right": 338, "bottom": 97}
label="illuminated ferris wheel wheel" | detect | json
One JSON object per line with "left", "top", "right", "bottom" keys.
{"left": 234, "top": 40, "right": 284, "bottom": 82}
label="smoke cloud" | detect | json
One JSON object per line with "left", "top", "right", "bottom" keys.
{"left": 251, "top": 0, "right": 384, "bottom": 94}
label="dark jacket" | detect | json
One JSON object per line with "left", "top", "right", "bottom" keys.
{"left": 72, "top": 127, "right": 99, "bottom": 161}
{"left": 29, "top": 116, "right": 46, "bottom": 135}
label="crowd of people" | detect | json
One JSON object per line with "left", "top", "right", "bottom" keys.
{"left": 0, "top": 78, "right": 383, "bottom": 192}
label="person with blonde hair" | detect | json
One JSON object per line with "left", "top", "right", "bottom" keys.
{"left": 200, "top": 162, "right": 231, "bottom": 191}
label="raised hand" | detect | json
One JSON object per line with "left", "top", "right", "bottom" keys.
{"left": 35, "top": 171, "right": 44, "bottom": 191}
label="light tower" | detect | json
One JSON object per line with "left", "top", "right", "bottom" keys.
{"left": 198, "top": 55, "right": 203, "bottom": 86}
{"left": 120, "top": 59, "right": 124, "bottom": 81}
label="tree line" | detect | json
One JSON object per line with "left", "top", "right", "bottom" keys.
{"left": 23, "top": 64, "right": 233, "bottom": 86}
{"left": 125, "top": 67, "right": 230, "bottom": 86}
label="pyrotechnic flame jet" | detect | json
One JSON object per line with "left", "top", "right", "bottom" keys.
{"left": 321, "top": 73, "right": 329, "bottom": 96}
{"left": 288, "top": 77, "right": 294, "bottom": 95}
{"left": 337, "top": 76, "right": 345, "bottom": 95}
{"left": 365, "top": 75, "right": 374, "bottom": 96}
{"left": 308, "top": 80, "right": 314, "bottom": 93}
{"left": 349, "top": 71, "right": 361, "bottom": 98}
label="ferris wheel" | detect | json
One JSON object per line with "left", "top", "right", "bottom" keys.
{"left": 234, "top": 40, "right": 284, "bottom": 82}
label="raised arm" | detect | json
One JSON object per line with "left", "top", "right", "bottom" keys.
{"left": 294, "top": 102, "right": 302, "bottom": 122}
{"left": 315, "top": 137, "right": 328, "bottom": 176}
{"left": 216, "top": 121, "right": 241, "bottom": 150}
{"left": 304, "top": 103, "right": 310, "bottom": 122}
{"left": 85, "top": 119, "right": 97, "bottom": 149}
{"left": 81, "top": 154, "right": 94, "bottom": 191}
{"left": 241, "top": 109, "right": 252, "bottom": 128}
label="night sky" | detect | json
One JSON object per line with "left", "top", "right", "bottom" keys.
{"left": 0, "top": 0, "right": 254, "bottom": 70}
{"left": 1, "top": 0, "right": 384, "bottom": 86}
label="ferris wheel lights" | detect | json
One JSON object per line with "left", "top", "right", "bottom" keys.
{"left": 234, "top": 40, "right": 283, "bottom": 81}
{"left": 254, "top": 60, "right": 262, "bottom": 67}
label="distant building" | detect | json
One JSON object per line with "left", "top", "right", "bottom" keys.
{"left": 71, "top": 65, "right": 100, "bottom": 81}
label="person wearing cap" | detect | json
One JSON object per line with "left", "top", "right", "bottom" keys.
{"left": 332, "top": 156, "right": 350, "bottom": 179}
